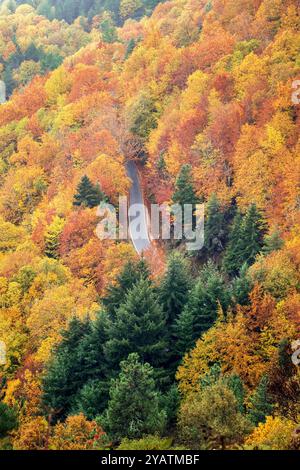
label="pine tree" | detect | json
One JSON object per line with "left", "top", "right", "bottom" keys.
{"left": 102, "top": 258, "right": 150, "bottom": 319}
{"left": 73, "top": 175, "right": 107, "bottom": 208}
{"left": 223, "top": 211, "right": 244, "bottom": 276}
{"left": 241, "top": 204, "right": 267, "bottom": 266}
{"left": 248, "top": 375, "right": 274, "bottom": 426}
{"left": 204, "top": 194, "right": 226, "bottom": 258}
{"left": 44, "top": 216, "right": 65, "bottom": 259}
{"left": 0, "top": 403, "right": 18, "bottom": 438}
{"left": 159, "top": 252, "right": 191, "bottom": 325}
{"left": 231, "top": 263, "right": 253, "bottom": 306}
{"left": 101, "top": 353, "right": 166, "bottom": 441}
{"left": 262, "top": 228, "right": 284, "bottom": 255}
{"left": 174, "top": 263, "right": 231, "bottom": 356}
{"left": 104, "top": 279, "right": 168, "bottom": 373}
{"left": 223, "top": 205, "right": 267, "bottom": 276}
{"left": 172, "top": 305, "right": 194, "bottom": 359}
{"left": 72, "top": 379, "right": 109, "bottom": 420}
{"left": 173, "top": 164, "right": 198, "bottom": 207}
{"left": 42, "top": 317, "right": 92, "bottom": 421}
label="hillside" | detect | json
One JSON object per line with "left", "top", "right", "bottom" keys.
{"left": 0, "top": 0, "right": 299, "bottom": 451}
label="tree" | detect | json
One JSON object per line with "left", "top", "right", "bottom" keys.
{"left": 101, "top": 353, "right": 166, "bottom": 441}
{"left": 0, "top": 402, "right": 18, "bottom": 437}
{"left": 73, "top": 175, "right": 107, "bottom": 208}
{"left": 223, "top": 205, "right": 267, "bottom": 276}
{"left": 172, "top": 164, "right": 197, "bottom": 207}
{"left": 178, "top": 381, "right": 251, "bottom": 450}
{"left": 42, "top": 317, "right": 92, "bottom": 421}
{"left": 263, "top": 229, "right": 284, "bottom": 255}
{"left": 248, "top": 375, "right": 274, "bottom": 426}
{"left": 102, "top": 259, "right": 150, "bottom": 319}
{"left": 49, "top": 414, "right": 107, "bottom": 450}
{"left": 44, "top": 216, "right": 65, "bottom": 259}
{"left": 204, "top": 194, "right": 226, "bottom": 258}
{"left": 104, "top": 279, "right": 168, "bottom": 375}
{"left": 245, "top": 416, "right": 295, "bottom": 450}
{"left": 159, "top": 252, "right": 191, "bottom": 325}
{"left": 174, "top": 263, "right": 231, "bottom": 356}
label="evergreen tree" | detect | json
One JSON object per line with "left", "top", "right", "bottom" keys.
{"left": 241, "top": 204, "right": 267, "bottom": 265}
{"left": 223, "top": 211, "right": 244, "bottom": 276}
{"left": 0, "top": 403, "right": 18, "bottom": 437}
{"left": 226, "top": 374, "right": 246, "bottom": 414}
{"left": 104, "top": 279, "right": 168, "bottom": 374}
{"left": 231, "top": 263, "right": 253, "bottom": 306}
{"left": 72, "top": 379, "right": 108, "bottom": 420}
{"left": 101, "top": 353, "right": 166, "bottom": 441}
{"left": 223, "top": 205, "right": 267, "bottom": 276}
{"left": 44, "top": 216, "right": 65, "bottom": 259}
{"left": 172, "top": 164, "right": 198, "bottom": 207}
{"left": 159, "top": 252, "right": 191, "bottom": 326}
{"left": 204, "top": 194, "right": 226, "bottom": 258}
{"left": 174, "top": 263, "right": 231, "bottom": 356}
{"left": 42, "top": 317, "right": 92, "bottom": 421}
{"left": 248, "top": 375, "right": 274, "bottom": 426}
{"left": 102, "top": 258, "right": 150, "bottom": 319}
{"left": 125, "top": 38, "right": 136, "bottom": 58}
{"left": 73, "top": 175, "right": 107, "bottom": 208}
{"left": 262, "top": 228, "right": 284, "bottom": 255}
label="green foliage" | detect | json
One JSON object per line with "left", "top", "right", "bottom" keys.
{"left": 204, "top": 194, "right": 227, "bottom": 257}
{"left": 262, "top": 228, "right": 284, "bottom": 255}
{"left": 73, "top": 175, "right": 107, "bottom": 208}
{"left": 174, "top": 263, "right": 231, "bottom": 355}
{"left": 129, "top": 91, "right": 159, "bottom": 140}
{"left": 72, "top": 379, "right": 109, "bottom": 420}
{"left": 173, "top": 164, "right": 198, "bottom": 207}
{"left": 102, "top": 258, "right": 150, "bottom": 318}
{"left": 0, "top": 402, "right": 18, "bottom": 438}
{"left": 101, "top": 353, "right": 166, "bottom": 441}
{"left": 248, "top": 375, "right": 274, "bottom": 426}
{"left": 118, "top": 435, "right": 173, "bottom": 450}
{"left": 42, "top": 317, "right": 93, "bottom": 420}
{"left": 159, "top": 252, "right": 191, "bottom": 325}
{"left": 223, "top": 205, "right": 267, "bottom": 276}
{"left": 178, "top": 380, "right": 252, "bottom": 450}
{"left": 104, "top": 279, "right": 168, "bottom": 374}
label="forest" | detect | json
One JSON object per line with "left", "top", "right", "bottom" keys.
{"left": 0, "top": 0, "right": 299, "bottom": 451}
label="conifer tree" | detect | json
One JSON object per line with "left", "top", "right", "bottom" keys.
{"left": 223, "top": 205, "right": 267, "bottom": 276}
{"left": 101, "top": 353, "right": 166, "bottom": 441}
{"left": 241, "top": 204, "right": 267, "bottom": 266}
{"left": 159, "top": 252, "right": 191, "bottom": 326}
{"left": 174, "top": 263, "right": 231, "bottom": 356}
{"left": 42, "top": 317, "right": 92, "bottom": 421}
{"left": 204, "top": 194, "right": 226, "bottom": 258}
{"left": 223, "top": 211, "right": 244, "bottom": 276}
{"left": 173, "top": 164, "right": 198, "bottom": 207}
{"left": 73, "top": 175, "right": 107, "bottom": 208}
{"left": 262, "top": 228, "right": 284, "bottom": 255}
{"left": 104, "top": 279, "right": 168, "bottom": 372}
{"left": 102, "top": 258, "right": 150, "bottom": 319}
{"left": 231, "top": 263, "right": 253, "bottom": 306}
{"left": 248, "top": 375, "right": 274, "bottom": 426}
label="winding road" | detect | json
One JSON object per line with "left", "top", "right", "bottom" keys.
{"left": 126, "top": 161, "right": 151, "bottom": 255}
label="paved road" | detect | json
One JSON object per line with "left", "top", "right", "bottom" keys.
{"left": 126, "top": 161, "right": 151, "bottom": 255}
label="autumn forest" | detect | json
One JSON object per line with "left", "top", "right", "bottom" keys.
{"left": 0, "top": 0, "right": 300, "bottom": 452}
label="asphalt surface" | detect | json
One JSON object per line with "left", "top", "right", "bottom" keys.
{"left": 126, "top": 161, "right": 151, "bottom": 255}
